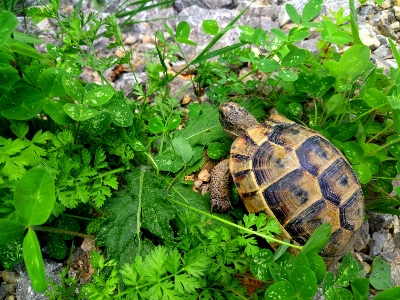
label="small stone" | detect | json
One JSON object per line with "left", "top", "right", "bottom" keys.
{"left": 142, "top": 34, "right": 155, "bottom": 44}
{"left": 369, "top": 232, "right": 387, "bottom": 257}
{"left": 359, "top": 23, "right": 381, "bottom": 50}
{"left": 368, "top": 212, "right": 397, "bottom": 232}
{"left": 194, "top": 180, "right": 203, "bottom": 189}
{"left": 382, "top": 234, "right": 395, "bottom": 252}
{"left": 389, "top": 11, "right": 398, "bottom": 24}
{"left": 356, "top": 251, "right": 373, "bottom": 262}
{"left": 354, "top": 221, "right": 370, "bottom": 251}
{"left": 359, "top": 5, "right": 373, "bottom": 17}
{"left": 376, "top": 34, "right": 389, "bottom": 46}
{"left": 198, "top": 169, "right": 211, "bottom": 182}
{"left": 396, "top": 0, "right": 400, "bottom": 7}
{"left": 181, "top": 94, "right": 191, "bottom": 105}
{"left": 201, "top": 184, "right": 209, "bottom": 195}
{"left": 381, "top": 0, "right": 391, "bottom": 9}
{"left": 373, "top": 45, "right": 389, "bottom": 58}
{"left": 380, "top": 251, "right": 398, "bottom": 263}
{"left": 124, "top": 35, "right": 137, "bottom": 45}
{"left": 391, "top": 21, "right": 400, "bottom": 32}
{"left": 395, "top": 6, "right": 400, "bottom": 21}
{"left": 378, "top": 23, "right": 398, "bottom": 40}
{"left": 115, "top": 47, "right": 125, "bottom": 58}
{"left": 81, "top": 238, "right": 96, "bottom": 252}
{"left": 1, "top": 271, "right": 18, "bottom": 283}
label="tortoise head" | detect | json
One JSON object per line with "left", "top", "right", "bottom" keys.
{"left": 219, "top": 102, "right": 259, "bottom": 139}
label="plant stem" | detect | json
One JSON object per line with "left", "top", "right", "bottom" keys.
{"left": 169, "top": 190, "right": 302, "bottom": 250}
{"left": 31, "top": 225, "right": 95, "bottom": 239}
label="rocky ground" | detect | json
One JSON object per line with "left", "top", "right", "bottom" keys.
{"left": 2, "top": 0, "right": 400, "bottom": 299}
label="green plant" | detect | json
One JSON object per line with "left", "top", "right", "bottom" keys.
{"left": 2, "top": 0, "right": 400, "bottom": 298}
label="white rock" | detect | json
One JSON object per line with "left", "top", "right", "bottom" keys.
{"left": 394, "top": 6, "right": 400, "bottom": 21}
{"left": 381, "top": 0, "right": 392, "bottom": 9}
{"left": 359, "top": 23, "right": 381, "bottom": 50}
{"left": 391, "top": 21, "right": 400, "bottom": 32}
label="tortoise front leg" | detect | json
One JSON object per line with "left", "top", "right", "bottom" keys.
{"left": 210, "top": 159, "right": 232, "bottom": 212}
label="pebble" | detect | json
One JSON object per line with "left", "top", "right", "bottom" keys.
{"left": 198, "top": 169, "right": 211, "bottom": 182}
{"left": 369, "top": 232, "right": 386, "bottom": 257}
{"left": 194, "top": 180, "right": 203, "bottom": 189}
{"left": 395, "top": 6, "right": 400, "bottom": 21}
{"left": 359, "top": 23, "right": 381, "bottom": 49}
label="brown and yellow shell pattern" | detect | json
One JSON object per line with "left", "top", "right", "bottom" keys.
{"left": 230, "top": 114, "right": 364, "bottom": 258}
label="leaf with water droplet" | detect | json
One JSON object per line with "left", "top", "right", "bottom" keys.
{"left": 63, "top": 103, "right": 98, "bottom": 121}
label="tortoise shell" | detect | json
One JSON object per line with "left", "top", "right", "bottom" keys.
{"left": 230, "top": 114, "right": 364, "bottom": 259}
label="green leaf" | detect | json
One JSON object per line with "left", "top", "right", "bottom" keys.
{"left": 38, "top": 67, "right": 66, "bottom": 97}
{"left": 0, "top": 11, "right": 19, "bottom": 48}
{"left": 62, "top": 76, "right": 84, "bottom": 101}
{"left": 289, "top": 266, "right": 318, "bottom": 297}
{"left": 0, "top": 237, "right": 23, "bottom": 270}
{"left": 10, "top": 121, "right": 29, "bottom": 139}
{"left": 0, "top": 86, "right": 46, "bottom": 120}
{"left": 166, "top": 115, "right": 181, "bottom": 131}
{"left": 44, "top": 100, "right": 73, "bottom": 125}
{"left": 269, "top": 262, "right": 290, "bottom": 282}
{"left": 250, "top": 249, "right": 273, "bottom": 280}
{"left": 0, "top": 219, "right": 26, "bottom": 245}
{"left": 374, "top": 287, "right": 400, "bottom": 300}
{"left": 155, "top": 153, "right": 184, "bottom": 172}
{"left": 23, "top": 229, "right": 47, "bottom": 292}
{"left": 105, "top": 100, "right": 133, "bottom": 127}
{"left": 294, "top": 72, "right": 335, "bottom": 97}
{"left": 392, "top": 108, "right": 400, "bottom": 135}
{"left": 330, "top": 123, "right": 359, "bottom": 141}
{"left": 97, "top": 168, "right": 175, "bottom": 267}
{"left": 351, "top": 278, "right": 370, "bottom": 300}
{"left": 278, "top": 70, "right": 298, "bottom": 81}
{"left": 364, "top": 88, "right": 388, "bottom": 108}
{"left": 388, "top": 136, "right": 400, "bottom": 159}
{"left": 265, "top": 281, "right": 296, "bottom": 299}
{"left": 286, "top": 102, "right": 302, "bottom": 117}
{"left": 172, "top": 137, "right": 193, "bottom": 164}
{"left": 47, "top": 234, "right": 67, "bottom": 260}
{"left": 207, "top": 141, "right": 230, "bottom": 159}
{"left": 325, "top": 94, "right": 345, "bottom": 115}
{"left": 286, "top": 4, "right": 300, "bottom": 25}
{"left": 176, "top": 21, "right": 197, "bottom": 45}
{"left": 305, "top": 251, "right": 326, "bottom": 284}
{"left": 301, "top": 223, "right": 331, "bottom": 254}
{"left": 14, "top": 167, "right": 55, "bottom": 226}
{"left": 202, "top": 20, "right": 219, "bottom": 35}
{"left": 302, "top": 0, "right": 323, "bottom": 23}
{"left": 353, "top": 163, "right": 372, "bottom": 184}
{"left": 338, "top": 45, "right": 374, "bottom": 80}
{"left": 370, "top": 256, "right": 394, "bottom": 290}
{"left": 174, "top": 103, "right": 225, "bottom": 146}
{"left": 271, "top": 28, "right": 288, "bottom": 41}
{"left": 83, "top": 87, "right": 114, "bottom": 106}
{"left": 281, "top": 48, "right": 307, "bottom": 67}
{"left": 289, "top": 27, "right": 310, "bottom": 42}
{"left": 343, "top": 141, "right": 364, "bottom": 164}
{"left": 7, "top": 39, "right": 44, "bottom": 60}
{"left": 63, "top": 103, "right": 98, "bottom": 121}
{"left": 257, "top": 58, "right": 280, "bottom": 72}
{"left": 54, "top": 215, "right": 80, "bottom": 240}
{"left": 82, "top": 111, "right": 112, "bottom": 135}
{"left": 335, "top": 252, "right": 359, "bottom": 286}
{"left": 322, "top": 271, "right": 335, "bottom": 300}
{"left": 333, "top": 288, "right": 353, "bottom": 299}
{"left": 149, "top": 117, "right": 165, "bottom": 133}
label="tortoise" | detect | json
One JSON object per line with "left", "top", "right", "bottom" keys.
{"left": 210, "top": 102, "right": 365, "bottom": 264}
